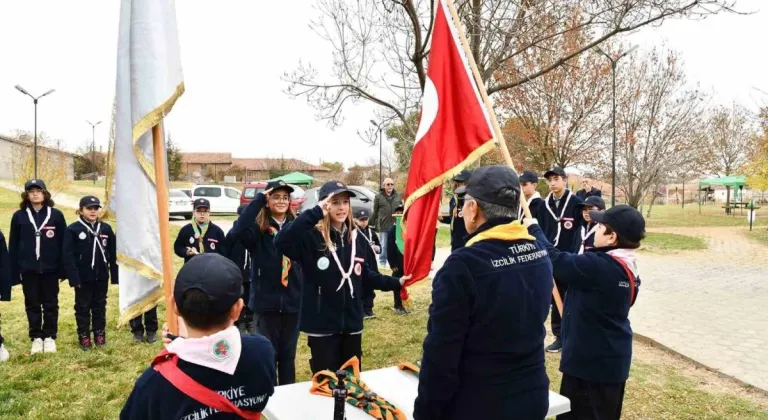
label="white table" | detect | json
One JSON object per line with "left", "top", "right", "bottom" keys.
{"left": 264, "top": 366, "right": 570, "bottom": 419}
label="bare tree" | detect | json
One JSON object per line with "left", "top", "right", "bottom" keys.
{"left": 285, "top": 0, "right": 737, "bottom": 137}
{"left": 705, "top": 103, "right": 758, "bottom": 203}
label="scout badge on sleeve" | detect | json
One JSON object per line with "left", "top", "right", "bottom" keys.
{"left": 311, "top": 356, "right": 406, "bottom": 420}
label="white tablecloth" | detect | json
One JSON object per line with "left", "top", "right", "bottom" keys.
{"left": 263, "top": 366, "right": 570, "bottom": 419}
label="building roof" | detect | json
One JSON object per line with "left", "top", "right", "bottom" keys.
{"left": 0, "top": 134, "right": 77, "bottom": 157}
{"left": 231, "top": 158, "right": 330, "bottom": 172}
{"left": 181, "top": 152, "right": 232, "bottom": 164}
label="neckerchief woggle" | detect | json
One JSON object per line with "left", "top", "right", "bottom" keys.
{"left": 579, "top": 223, "right": 599, "bottom": 255}
{"left": 78, "top": 218, "right": 107, "bottom": 268}
{"left": 26, "top": 206, "right": 51, "bottom": 260}
{"left": 191, "top": 222, "right": 209, "bottom": 254}
{"left": 544, "top": 190, "right": 573, "bottom": 247}
{"left": 268, "top": 225, "right": 291, "bottom": 287}
{"left": 329, "top": 226, "right": 358, "bottom": 297}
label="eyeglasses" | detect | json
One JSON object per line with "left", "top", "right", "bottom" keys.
{"left": 385, "top": 183, "right": 394, "bottom": 186}
{"left": 270, "top": 196, "right": 291, "bottom": 203}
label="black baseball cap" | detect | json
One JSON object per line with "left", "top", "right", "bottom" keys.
{"left": 394, "top": 203, "right": 404, "bottom": 213}
{"left": 319, "top": 180, "right": 356, "bottom": 200}
{"left": 79, "top": 196, "right": 102, "bottom": 208}
{"left": 354, "top": 209, "right": 370, "bottom": 220}
{"left": 577, "top": 196, "right": 606, "bottom": 210}
{"left": 455, "top": 165, "right": 520, "bottom": 208}
{"left": 24, "top": 179, "right": 47, "bottom": 191}
{"left": 544, "top": 167, "right": 567, "bottom": 179}
{"left": 174, "top": 253, "right": 244, "bottom": 312}
{"left": 266, "top": 180, "right": 294, "bottom": 194}
{"left": 519, "top": 171, "right": 538, "bottom": 184}
{"left": 453, "top": 170, "right": 472, "bottom": 182}
{"left": 194, "top": 198, "right": 211, "bottom": 210}
{"left": 589, "top": 205, "right": 646, "bottom": 243}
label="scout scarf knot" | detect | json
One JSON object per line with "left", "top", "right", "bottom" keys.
{"left": 268, "top": 226, "right": 292, "bottom": 287}
{"left": 330, "top": 228, "right": 358, "bottom": 297}
{"left": 579, "top": 223, "right": 599, "bottom": 255}
{"left": 165, "top": 325, "right": 242, "bottom": 375}
{"left": 465, "top": 220, "right": 535, "bottom": 247}
{"left": 544, "top": 190, "right": 573, "bottom": 247}
{"left": 311, "top": 356, "right": 406, "bottom": 420}
{"left": 26, "top": 206, "right": 52, "bottom": 260}
{"left": 191, "top": 222, "right": 209, "bottom": 254}
{"left": 78, "top": 218, "right": 107, "bottom": 268}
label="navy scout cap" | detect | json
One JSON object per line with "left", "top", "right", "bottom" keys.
{"left": 544, "top": 167, "right": 567, "bottom": 179}
{"left": 354, "top": 209, "right": 370, "bottom": 220}
{"left": 456, "top": 165, "right": 520, "bottom": 208}
{"left": 577, "top": 196, "right": 606, "bottom": 210}
{"left": 25, "top": 179, "right": 47, "bottom": 191}
{"left": 519, "top": 171, "right": 539, "bottom": 184}
{"left": 174, "top": 253, "right": 243, "bottom": 312}
{"left": 453, "top": 170, "right": 472, "bottom": 182}
{"left": 319, "top": 181, "right": 356, "bottom": 201}
{"left": 589, "top": 205, "right": 646, "bottom": 243}
{"left": 79, "top": 196, "right": 102, "bottom": 208}
{"left": 194, "top": 198, "right": 211, "bottom": 210}
{"left": 266, "top": 180, "right": 294, "bottom": 194}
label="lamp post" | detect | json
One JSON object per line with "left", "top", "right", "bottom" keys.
{"left": 594, "top": 45, "right": 637, "bottom": 207}
{"left": 370, "top": 120, "right": 383, "bottom": 188}
{"left": 15, "top": 85, "right": 56, "bottom": 179}
{"left": 86, "top": 120, "right": 102, "bottom": 184}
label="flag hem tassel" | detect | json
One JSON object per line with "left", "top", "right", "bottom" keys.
{"left": 118, "top": 287, "right": 165, "bottom": 327}
{"left": 116, "top": 252, "right": 165, "bottom": 326}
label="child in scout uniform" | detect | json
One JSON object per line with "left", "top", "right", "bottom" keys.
{"left": 526, "top": 205, "right": 644, "bottom": 420}
{"left": 0, "top": 229, "right": 12, "bottom": 361}
{"left": 519, "top": 170, "right": 545, "bottom": 221}
{"left": 229, "top": 180, "right": 302, "bottom": 385}
{"left": 130, "top": 308, "right": 159, "bottom": 344}
{"left": 225, "top": 205, "right": 255, "bottom": 335}
{"left": 446, "top": 170, "right": 471, "bottom": 251}
{"left": 574, "top": 196, "right": 606, "bottom": 255}
{"left": 9, "top": 179, "right": 68, "bottom": 354}
{"left": 120, "top": 254, "right": 275, "bottom": 419}
{"left": 274, "top": 181, "right": 407, "bottom": 374}
{"left": 62, "top": 196, "right": 119, "bottom": 350}
{"left": 353, "top": 208, "right": 380, "bottom": 319}
{"left": 386, "top": 204, "right": 408, "bottom": 315}
{"left": 174, "top": 198, "right": 227, "bottom": 264}
{"left": 539, "top": 166, "right": 583, "bottom": 353}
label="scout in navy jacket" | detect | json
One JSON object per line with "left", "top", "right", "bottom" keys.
{"left": 9, "top": 198, "right": 67, "bottom": 283}
{"left": 0, "top": 232, "right": 11, "bottom": 302}
{"left": 539, "top": 188, "right": 583, "bottom": 252}
{"left": 174, "top": 198, "right": 227, "bottom": 264}
{"left": 63, "top": 217, "right": 119, "bottom": 287}
{"left": 518, "top": 170, "right": 545, "bottom": 222}
{"left": 574, "top": 196, "right": 606, "bottom": 255}
{"left": 225, "top": 220, "right": 251, "bottom": 286}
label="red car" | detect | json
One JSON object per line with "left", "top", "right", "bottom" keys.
{"left": 240, "top": 182, "right": 306, "bottom": 213}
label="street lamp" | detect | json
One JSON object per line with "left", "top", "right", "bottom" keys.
{"left": 594, "top": 45, "right": 638, "bottom": 207}
{"left": 86, "top": 120, "right": 102, "bottom": 184}
{"left": 15, "top": 85, "right": 56, "bottom": 179}
{"left": 370, "top": 120, "right": 383, "bottom": 188}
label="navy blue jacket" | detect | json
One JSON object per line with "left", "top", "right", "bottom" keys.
{"left": 9, "top": 205, "right": 67, "bottom": 283}
{"left": 225, "top": 221, "right": 251, "bottom": 284}
{"left": 385, "top": 224, "right": 403, "bottom": 276}
{"left": 120, "top": 334, "right": 276, "bottom": 419}
{"left": 62, "top": 218, "right": 119, "bottom": 287}
{"left": 230, "top": 194, "right": 302, "bottom": 314}
{"left": 275, "top": 206, "right": 401, "bottom": 335}
{"left": 529, "top": 224, "right": 638, "bottom": 383}
{"left": 414, "top": 218, "right": 553, "bottom": 420}
{"left": 0, "top": 232, "right": 11, "bottom": 301}
{"left": 574, "top": 221, "right": 598, "bottom": 253}
{"left": 538, "top": 189, "right": 583, "bottom": 252}
{"left": 356, "top": 225, "right": 380, "bottom": 272}
{"left": 174, "top": 222, "right": 227, "bottom": 264}
{"left": 576, "top": 187, "right": 602, "bottom": 200}
{"left": 520, "top": 195, "right": 545, "bottom": 222}
{"left": 447, "top": 196, "right": 468, "bottom": 251}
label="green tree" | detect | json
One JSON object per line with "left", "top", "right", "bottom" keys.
{"left": 166, "top": 133, "right": 183, "bottom": 181}
{"left": 321, "top": 161, "right": 344, "bottom": 172}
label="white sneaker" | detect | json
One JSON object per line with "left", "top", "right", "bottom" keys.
{"left": 30, "top": 338, "right": 44, "bottom": 354}
{"left": 0, "top": 344, "right": 9, "bottom": 362}
{"left": 43, "top": 338, "right": 57, "bottom": 353}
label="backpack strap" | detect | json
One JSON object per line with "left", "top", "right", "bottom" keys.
{"left": 152, "top": 350, "right": 262, "bottom": 420}
{"left": 609, "top": 256, "right": 637, "bottom": 307}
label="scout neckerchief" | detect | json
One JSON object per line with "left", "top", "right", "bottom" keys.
{"left": 329, "top": 224, "right": 358, "bottom": 297}
{"left": 578, "top": 222, "right": 599, "bottom": 255}
{"left": 311, "top": 356, "right": 406, "bottom": 420}
{"left": 397, "top": 360, "right": 421, "bottom": 377}
{"left": 267, "top": 218, "right": 291, "bottom": 287}
{"left": 78, "top": 218, "right": 107, "bottom": 268}
{"left": 544, "top": 189, "right": 573, "bottom": 247}
{"left": 190, "top": 222, "right": 209, "bottom": 254}
{"left": 518, "top": 191, "right": 542, "bottom": 220}
{"left": 26, "top": 206, "right": 51, "bottom": 260}
{"left": 606, "top": 248, "right": 640, "bottom": 306}
{"left": 357, "top": 226, "right": 377, "bottom": 254}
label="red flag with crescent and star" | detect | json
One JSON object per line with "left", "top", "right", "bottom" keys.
{"left": 400, "top": 0, "right": 495, "bottom": 304}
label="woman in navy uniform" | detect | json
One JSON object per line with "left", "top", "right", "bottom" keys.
{"left": 174, "top": 198, "right": 227, "bottom": 263}
{"left": 229, "top": 180, "right": 302, "bottom": 385}
{"left": 275, "top": 181, "right": 407, "bottom": 374}
{"left": 9, "top": 179, "right": 67, "bottom": 355}
{"left": 62, "top": 196, "right": 119, "bottom": 350}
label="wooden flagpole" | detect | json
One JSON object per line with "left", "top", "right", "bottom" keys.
{"left": 445, "top": 0, "right": 564, "bottom": 316}
{"left": 152, "top": 123, "right": 179, "bottom": 334}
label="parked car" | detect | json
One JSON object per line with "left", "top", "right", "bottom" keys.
{"left": 169, "top": 189, "right": 193, "bottom": 220}
{"left": 240, "top": 182, "right": 306, "bottom": 213}
{"left": 178, "top": 188, "right": 192, "bottom": 198}
{"left": 191, "top": 185, "right": 242, "bottom": 214}
{"left": 299, "top": 185, "right": 376, "bottom": 217}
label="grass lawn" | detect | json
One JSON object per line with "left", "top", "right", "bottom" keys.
{"left": 642, "top": 204, "right": 767, "bottom": 229}
{"left": 745, "top": 227, "right": 768, "bottom": 246}
{"left": 641, "top": 232, "right": 708, "bottom": 253}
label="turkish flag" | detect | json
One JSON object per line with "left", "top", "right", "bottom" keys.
{"left": 401, "top": 0, "right": 495, "bottom": 302}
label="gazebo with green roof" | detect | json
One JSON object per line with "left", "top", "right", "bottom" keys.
{"left": 698, "top": 175, "right": 747, "bottom": 214}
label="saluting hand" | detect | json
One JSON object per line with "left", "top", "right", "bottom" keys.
{"left": 318, "top": 192, "right": 335, "bottom": 216}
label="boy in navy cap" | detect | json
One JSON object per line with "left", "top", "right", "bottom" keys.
{"left": 574, "top": 196, "right": 606, "bottom": 254}
{"left": 519, "top": 170, "right": 544, "bottom": 221}
{"left": 539, "top": 166, "right": 583, "bottom": 352}
{"left": 354, "top": 208, "right": 381, "bottom": 319}
{"left": 525, "top": 204, "right": 644, "bottom": 420}
{"left": 445, "top": 170, "right": 471, "bottom": 251}
{"left": 174, "top": 198, "right": 227, "bottom": 264}
{"left": 121, "top": 253, "right": 275, "bottom": 419}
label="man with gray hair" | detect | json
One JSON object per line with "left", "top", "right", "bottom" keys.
{"left": 371, "top": 178, "right": 403, "bottom": 266}
{"left": 414, "top": 166, "right": 553, "bottom": 420}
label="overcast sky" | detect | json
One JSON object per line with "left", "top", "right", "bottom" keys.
{"left": 0, "top": 0, "right": 765, "bottom": 167}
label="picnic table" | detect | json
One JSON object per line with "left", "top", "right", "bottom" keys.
{"left": 722, "top": 202, "right": 762, "bottom": 216}
{"left": 263, "top": 366, "right": 571, "bottom": 419}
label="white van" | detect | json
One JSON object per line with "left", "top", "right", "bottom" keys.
{"left": 191, "top": 185, "right": 241, "bottom": 214}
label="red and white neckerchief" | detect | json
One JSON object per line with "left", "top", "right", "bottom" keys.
{"left": 518, "top": 191, "right": 542, "bottom": 220}
{"left": 357, "top": 227, "right": 378, "bottom": 254}
{"left": 329, "top": 227, "right": 358, "bottom": 298}
{"left": 26, "top": 206, "right": 51, "bottom": 260}
{"left": 78, "top": 218, "right": 107, "bottom": 268}
{"left": 578, "top": 223, "right": 599, "bottom": 255}
{"left": 544, "top": 190, "right": 573, "bottom": 247}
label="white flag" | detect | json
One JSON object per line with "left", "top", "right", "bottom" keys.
{"left": 115, "top": 0, "right": 184, "bottom": 325}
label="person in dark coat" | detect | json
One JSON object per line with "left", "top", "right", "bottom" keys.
{"left": 62, "top": 196, "right": 119, "bottom": 350}
{"left": 371, "top": 178, "right": 403, "bottom": 265}
{"left": 0, "top": 229, "right": 12, "bottom": 362}
{"left": 414, "top": 166, "right": 553, "bottom": 420}
{"left": 9, "top": 179, "right": 67, "bottom": 355}
{"left": 353, "top": 208, "right": 380, "bottom": 319}
{"left": 173, "top": 198, "right": 227, "bottom": 263}
{"left": 575, "top": 179, "right": 602, "bottom": 200}
{"left": 446, "top": 170, "right": 471, "bottom": 251}
{"left": 230, "top": 180, "right": 302, "bottom": 385}
{"left": 574, "top": 196, "right": 606, "bottom": 255}
{"left": 539, "top": 166, "right": 583, "bottom": 353}
{"left": 274, "top": 181, "right": 406, "bottom": 374}
{"left": 385, "top": 204, "right": 408, "bottom": 315}
{"left": 225, "top": 205, "right": 255, "bottom": 335}
{"left": 519, "top": 170, "right": 545, "bottom": 221}
{"left": 526, "top": 205, "right": 644, "bottom": 420}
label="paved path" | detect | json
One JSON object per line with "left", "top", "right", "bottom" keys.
{"left": 631, "top": 227, "right": 768, "bottom": 392}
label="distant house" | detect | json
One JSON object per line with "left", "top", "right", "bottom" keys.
{"left": 0, "top": 134, "right": 75, "bottom": 181}
{"left": 181, "top": 153, "right": 233, "bottom": 181}
{"left": 180, "top": 153, "right": 331, "bottom": 183}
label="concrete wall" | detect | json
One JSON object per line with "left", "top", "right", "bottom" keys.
{"left": 0, "top": 138, "right": 74, "bottom": 181}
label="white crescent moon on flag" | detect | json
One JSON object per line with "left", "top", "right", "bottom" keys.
{"left": 414, "top": 76, "right": 439, "bottom": 145}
